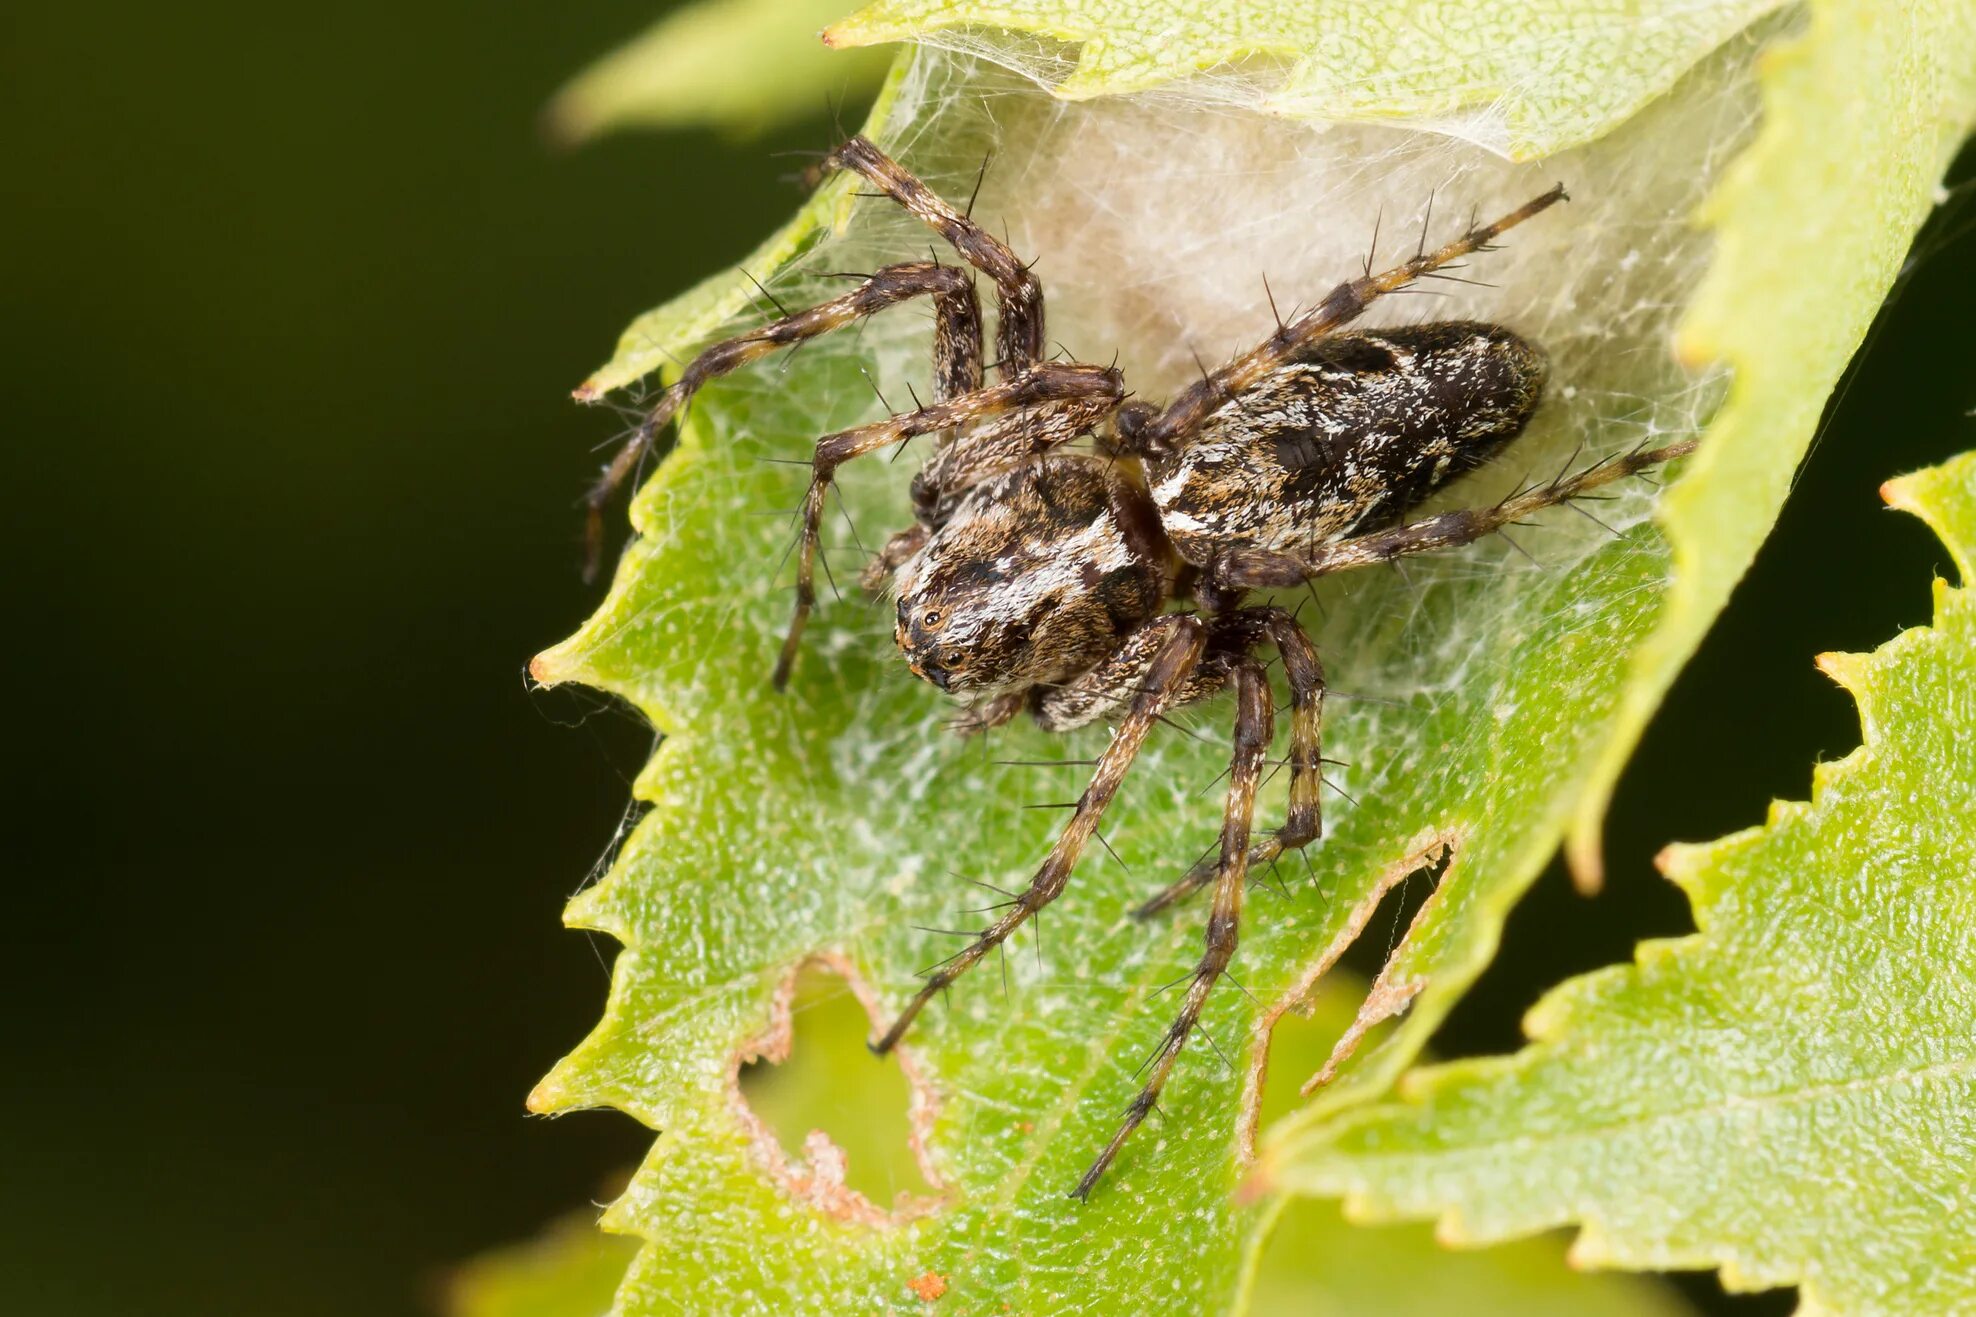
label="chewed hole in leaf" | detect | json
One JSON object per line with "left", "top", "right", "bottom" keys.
{"left": 1338, "top": 840, "right": 1453, "bottom": 983}
{"left": 543, "top": 15, "right": 1795, "bottom": 1308}
{"left": 733, "top": 957, "right": 943, "bottom": 1218}
{"left": 1237, "top": 833, "right": 1458, "bottom": 1159}
{"left": 1254, "top": 978, "right": 1363, "bottom": 1131}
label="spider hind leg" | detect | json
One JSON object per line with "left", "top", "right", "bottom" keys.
{"left": 1210, "top": 440, "right": 1698, "bottom": 590}
{"left": 1133, "top": 608, "right": 1325, "bottom": 918}
{"left": 868, "top": 614, "right": 1209, "bottom": 1050}
{"left": 1074, "top": 659, "right": 1273, "bottom": 1198}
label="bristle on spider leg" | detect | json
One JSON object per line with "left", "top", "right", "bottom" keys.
{"left": 910, "top": 925, "right": 987, "bottom": 939}
{"left": 1196, "top": 1018, "right": 1236, "bottom": 1074}
{"left": 1262, "top": 271, "right": 1286, "bottom": 332}
{"left": 964, "top": 149, "right": 992, "bottom": 220}
{"left": 1416, "top": 186, "right": 1437, "bottom": 258}
{"left": 815, "top": 539, "right": 842, "bottom": 603}
{"left": 1320, "top": 776, "right": 1359, "bottom": 807}
{"left": 738, "top": 266, "right": 790, "bottom": 318}
{"left": 1566, "top": 499, "right": 1625, "bottom": 538}
{"left": 1496, "top": 529, "right": 1542, "bottom": 568}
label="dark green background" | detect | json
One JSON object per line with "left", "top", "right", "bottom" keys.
{"left": 3, "top": 4, "right": 1970, "bottom": 1314}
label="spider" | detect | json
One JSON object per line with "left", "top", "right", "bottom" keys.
{"left": 583, "top": 136, "right": 1694, "bottom": 1198}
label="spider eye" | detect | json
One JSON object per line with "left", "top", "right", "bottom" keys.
{"left": 937, "top": 647, "right": 965, "bottom": 669}
{"left": 921, "top": 608, "right": 943, "bottom": 629}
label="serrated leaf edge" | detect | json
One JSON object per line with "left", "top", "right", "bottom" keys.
{"left": 1269, "top": 449, "right": 1976, "bottom": 1308}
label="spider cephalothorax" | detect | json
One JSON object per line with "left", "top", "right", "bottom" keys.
{"left": 583, "top": 136, "right": 1693, "bottom": 1198}
{"left": 894, "top": 455, "right": 1166, "bottom": 695}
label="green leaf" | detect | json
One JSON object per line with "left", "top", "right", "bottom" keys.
{"left": 478, "top": 970, "right": 1689, "bottom": 1316}
{"left": 533, "top": 3, "right": 1974, "bottom": 1312}
{"left": 1563, "top": 0, "right": 1976, "bottom": 885}
{"left": 546, "top": 0, "right": 889, "bottom": 145}
{"left": 1267, "top": 450, "right": 1976, "bottom": 1314}
{"left": 1250, "top": 985, "right": 1692, "bottom": 1316}
{"left": 446, "top": 1215, "right": 639, "bottom": 1317}
{"left": 825, "top": 0, "right": 1787, "bottom": 157}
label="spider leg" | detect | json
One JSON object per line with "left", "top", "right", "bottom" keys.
{"left": 779, "top": 363, "right": 1125, "bottom": 688}
{"left": 869, "top": 615, "right": 1209, "bottom": 1052}
{"left": 1134, "top": 608, "right": 1324, "bottom": 918}
{"left": 821, "top": 136, "right": 1045, "bottom": 374}
{"left": 1209, "top": 440, "right": 1697, "bottom": 591}
{"left": 585, "top": 260, "right": 983, "bottom": 580}
{"left": 1073, "top": 659, "right": 1273, "bottom": 1198}
{"left": 1132, "top": 185, "right": 1567, "bottom": 456}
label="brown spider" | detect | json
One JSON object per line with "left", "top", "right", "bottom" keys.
{"left": 583, "top": 136, "right": 1694, "bottom": 1198}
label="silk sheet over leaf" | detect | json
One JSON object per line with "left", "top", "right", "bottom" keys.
{"left": 529, "top": 2, "right": 1972, "bottom": 1311}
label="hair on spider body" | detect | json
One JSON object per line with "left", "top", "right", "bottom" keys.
{"left": 582, "top": 136, "right": 1694, "bottom": 1198}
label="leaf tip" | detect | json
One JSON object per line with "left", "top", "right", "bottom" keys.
{"left": 537, "top": 93, "right": 591, "bottom": 153}
{"left": 1651, "top": 840, "right": 1701, "bottom": 887}
{"left": 1564, "top": 830, "right": 1607, "bottom": 895}
{"left": 530, "top": 644, "right": 581, "bottom": 688}
{"left": 823, "top": 10, "right": 892, "bottom": 50}
{"left": 1812, "top": 649, "right": 1871, "bottom": 696}
{"left": 1881, "top": 454, "right": 1976, "bottom": 584}
{"left": 1431, "top": 1208, "right": 1478, "bottom": 1249}
{"left": 530, "top": 1030, "right": 632, "bottom": 1117}
{"left": 526, "top": 1072, "right": 570, "bottom": 1115}
{"left": 1563, "top": 1225, "right": 1606, "bottom": 1270}
{"left": 1669, "top": 314, "right": 1721, "bottom": 373}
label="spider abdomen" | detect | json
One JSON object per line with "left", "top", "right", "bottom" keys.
{"left": 1148, "top": 321, "right": 1547, "bottom": 567}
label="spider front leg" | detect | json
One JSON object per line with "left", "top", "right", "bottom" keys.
{"left": 869, "top": 614, "right": 1209, "bottom": 1053}
{"left": 1209, "top": 440, "right": 1698, "bottom": 590}
{"left": 584, "top": 260, "right": 982, "bottom": 579}
{"left": 820, "top": 136, "right": 1045, "bottom": 372}
{"left": 1134, "top": 608, "right": 1325, "bottom": 918}
{"left": 778, "top": 364, "right": 1125, "bottom": 688}
{"left": 1074, "top": 659, "right": 1273, "bottom": 1199}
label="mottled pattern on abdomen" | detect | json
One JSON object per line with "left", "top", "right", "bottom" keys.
{"left": 1149, "top": 322, "right": 1546, "bottom": 567}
